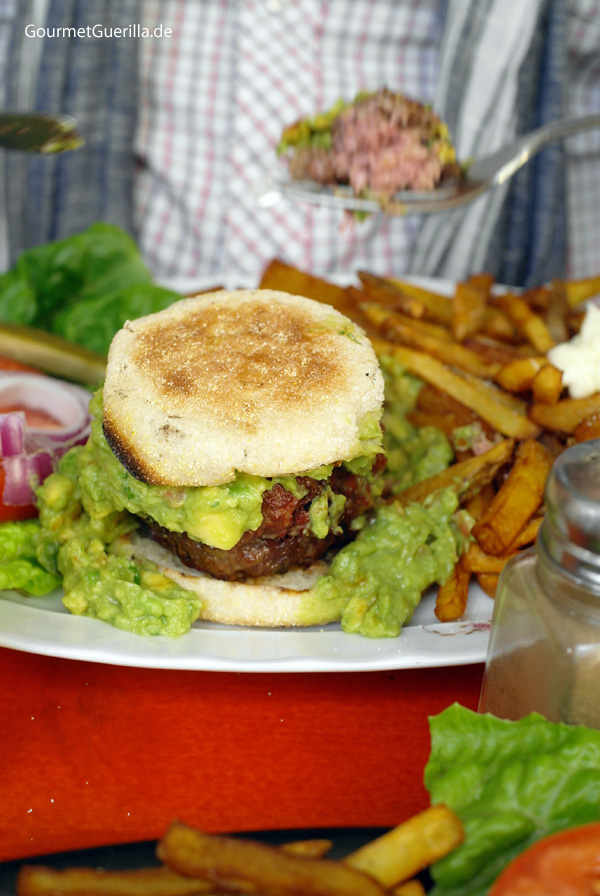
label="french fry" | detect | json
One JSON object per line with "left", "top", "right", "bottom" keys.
{"left": 465, "top": 335, "right": 534, "bottom": 366}
{"left": 391, "top": 881, "right": 427, "bottom": 896}
{"left": 157, "top": 822, "right": 388, "bottom": 896}
{"left": 393, "top": 439, "right": 515, "bottom": 507}
{"left": 17, "top": 864, "right": 213, "bottom": 896}
{"left": 406, "top": 409, "right": 478, "bottom": 438}
{"left": 464, "top": 482, "right": 496, "bottom": 520}
{"left": 563, "top": 274, "right": 600, "bottom": 309}
{"left": 282, "top": 839, "right": 333, "bottom": 858}
{"left": 451, "top": 280, "right": 488, "bottom": 341}
{"left": 471, "top": 439, "right": 553, "bottom": 556}
{"left": 259, "top": 258, "right": 351, "bottom": 316}
{"left": 435, "top": 561, "right": 470, "bottom": 622}
{"left": 353, "top": 292, "right": 452, "bottom": 342}
{"left": 462, "top": 543, "right": 518, "bottom": 575}
{"left": 530, "top": 392, "right": 600, "bottom": 433}
{"left": 496, "top": 292, "right": 555, "bottom": 353}
{"left": 372, "top": 339, "right": 540, "bottom": 440}
{"left": 384, "top": 276, "right": 453, "bottom": 325}
{"left": 568, "top": 307, "right": 586, "bottom": 334}
{"left": 481, "top": 306, "right": 519, "bottom": 343}
{"left": 410, "top": 386, "right": 496, "bottom": 439}
{"left": 476, "top": 573, "right": 500, "bottom": 598}
{"left": 524, "top": 284, "right": 551, "bottom": 313}
{"left": 508, "top": 515, "right": 543, "bottom": 549}
{"left": 357, "top": 271, "right": 430, "bottom": 319}
{"left": 468, "top": 272, "right": 495, "bottom": 294}
{"left": 415, "top": 383, "right": 472, "bottom": 416}
{"left": 364, "top": 304, "right": 500, "bottom": 378}
{"left": 539, "top": 431, "right": 567, "bottom": 459}
{"left": 19, "top": 813, "right": 466, "bottom": 896}
{"left": 531, "top": 363, "right": 563, "bottom": 405}
{"left": 345, "top": 805, "right": 464, "bottom": 889}
{"left": 17, "top": 839, "right": 336, "bottom": 896}
{"left": 573, "top": 411, "right": 600, "bottom": 443}
{"left": 494, "top": 356, "right": 547, "bottom": 393}
{"left": 544, "top": 280, "right": 570, "bottom": 344}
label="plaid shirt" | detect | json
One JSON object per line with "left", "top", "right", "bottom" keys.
{"left": 134, "top": 0, "right": 600, "bottom": 285}
{"left": 134, "top": 0, "right": 440, "bottom": 283}
{"left": 1, "top": 0, "right": 600, "bottom": 286}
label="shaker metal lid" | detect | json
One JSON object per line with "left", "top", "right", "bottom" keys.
{"left": 544, "top": 438, "right": 600, "bottom": 559}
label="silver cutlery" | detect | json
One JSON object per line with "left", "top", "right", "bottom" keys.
{"left": 0, "top": 113, "right": 83, "bottom": 153}
{"left": 259, "top": 113, "right": 600, "bottom": 215}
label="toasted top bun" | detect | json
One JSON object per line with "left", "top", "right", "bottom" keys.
{"left": 103, "top": 289, "right": 384, "bottom": 486}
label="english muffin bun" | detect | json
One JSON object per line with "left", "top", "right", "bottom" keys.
{"left": 126, "top": 532, "right": 340, "bottom": 628}
{"left": 102, "top": 289, "right": 384, "bottom": 487}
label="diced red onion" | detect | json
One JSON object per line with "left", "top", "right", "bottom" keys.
{"left": 0, "top": 373, "right": 92, "bottom": 506}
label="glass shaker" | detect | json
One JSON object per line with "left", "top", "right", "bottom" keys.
{"left": 479, "top": 438, "right": 600, "bottom": 728}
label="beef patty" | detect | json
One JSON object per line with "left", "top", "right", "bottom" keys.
{"left": 148, "top": 454, "right": 386, "bottom": 580}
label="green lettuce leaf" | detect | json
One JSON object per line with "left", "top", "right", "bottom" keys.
{"left": 0, "top": 223, "right": 181, "bottom": 355}
{"left": 425, "top": 704, "right": 600, "bottom": 896}
{"left": 0, "top": 520, "right": 60, "bottom": 595}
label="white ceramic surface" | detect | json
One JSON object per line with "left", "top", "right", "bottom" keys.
{"left": 0, "top": 585, "right": 491, "bottom": 671}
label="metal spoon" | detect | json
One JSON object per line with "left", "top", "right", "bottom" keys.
{"left": 259, "top": 113, "right": 600, "bottom": 215}
{"left": 0, "top": 113, "right": 84, "bottom": 153}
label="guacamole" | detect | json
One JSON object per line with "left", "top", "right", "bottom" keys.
{"left": 0, "top": 520, "right": 60, "bottom": 595}
{"left": 33, "top": 444, "right": 465, "bottom": 639}
{"left": 312, "top": 488, "right": 468, "bottom": 638}
{"left": 0, "top": 354, "right": 464, "bottom": 639}
{"left": 380, "top": 353, "right": 453, "bottom": 492}
{"left": 83, "top": 393, "right": 383, "bottom": 552}
{"left": 35, "top": 448, "right": 203, "bottom": 637}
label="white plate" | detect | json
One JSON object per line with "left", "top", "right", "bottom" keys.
{"left": 0, "top": 273, "right": 492, "bottom": 671}
{"left": 0, "top": 585, "right": 491, "bottom": 671}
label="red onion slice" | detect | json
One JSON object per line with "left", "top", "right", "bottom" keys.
{"left": 0, "top": 412, "right": 26, "bottom": 457}
{"left": 0, "top": 373, "right": 92, "bottom": 506}
{"left": 2, "top": 450, "right": 54, "bottom": 506}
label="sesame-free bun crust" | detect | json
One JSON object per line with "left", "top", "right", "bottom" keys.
{"left": 126, "top": 533, "right": 341, "bottom": 628}
{"left": 103, "top": 289, "right": 384, "bottom": 486}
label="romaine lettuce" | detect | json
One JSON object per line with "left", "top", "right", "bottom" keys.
{"left": 425, "top": 704, "right": 600, "bottom": 896}
{"left": 0, "top": 223, "right": 181, "bottom": 355}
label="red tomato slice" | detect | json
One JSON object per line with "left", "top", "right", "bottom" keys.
{"left": 490, "top": 822, "right": 600, "bottom": 895}
{"left": 0, "top": 356, "right": 42, "bottom": 374}
{"left": 0, "top": 465, "right": 38, "bottom": 522}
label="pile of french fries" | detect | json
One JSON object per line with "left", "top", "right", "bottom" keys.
{"left": 17, "top": 805, "right": 464, "bottom": 896}
{"left": 260, "top": 259, "right": 600, "bottom": 620}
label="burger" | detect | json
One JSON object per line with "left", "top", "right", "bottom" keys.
{"left": 91, "top": 288, "right": 386, "bottom": 628}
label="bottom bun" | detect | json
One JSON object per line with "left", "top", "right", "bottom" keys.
{"left": 125, "top": 532, "right": 342, "bottom": 629}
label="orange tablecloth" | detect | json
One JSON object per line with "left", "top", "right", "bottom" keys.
{"left": 1, "top": 647, "right": 483, "bottom": 862}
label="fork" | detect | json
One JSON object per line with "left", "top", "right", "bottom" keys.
{"left": 0, "top": 113, "right": 83, "bottom": 153}
{"left": 258, "top": 113, "right": 600, "bottom": 215}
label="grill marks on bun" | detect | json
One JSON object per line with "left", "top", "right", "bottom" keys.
{"left": 103, "top": 289, "right": 384, "bottom": 487}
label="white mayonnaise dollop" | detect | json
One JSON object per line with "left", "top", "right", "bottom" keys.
{"left": 547, "top": 303, "right": 600, "bottom": 399}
